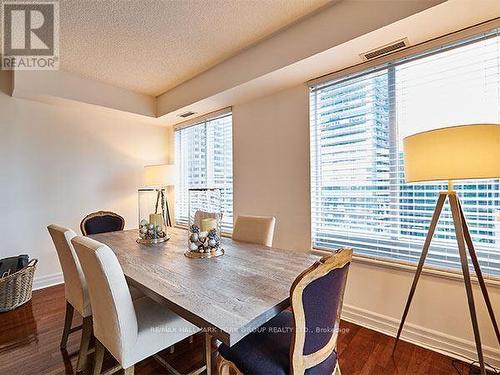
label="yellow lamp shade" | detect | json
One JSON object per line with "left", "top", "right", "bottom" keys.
{"left": 403, "top": 124, "right": 500, "bottom": 183}
{"left": 144, "top": 164, "right": 176, "bottom": 187}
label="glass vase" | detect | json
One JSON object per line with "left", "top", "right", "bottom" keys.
{"left": 185, "top": 188, "right": 224, "bottom": 258}
{"left": 137, "top": 188, "right": 168, "bottom": 244}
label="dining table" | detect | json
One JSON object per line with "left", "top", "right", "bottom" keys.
{"left": 90, "top": 227, "right": 321, "bottom": 374}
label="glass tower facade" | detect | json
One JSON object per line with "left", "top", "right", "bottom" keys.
{"left": 175, "top": 114, "right": 233, "bottom": 233}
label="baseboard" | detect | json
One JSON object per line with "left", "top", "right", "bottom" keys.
{"left": 32, "top": 272, "right": 63, "bottom": 291}
{"left": 342, "top": 304, "right": 500, "bottom": 368}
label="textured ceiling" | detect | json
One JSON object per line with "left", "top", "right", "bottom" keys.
{"left": 59, "top": 0, "right": 333, "bottom": 96}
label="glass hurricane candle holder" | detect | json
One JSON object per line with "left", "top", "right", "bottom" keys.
{"left": 138, "top": 188, "right": 168, "bottom": 229}
{"left": 185, "top": 188, "right": 224, "bottom": 258}
{"left": 137, "top": 188, "right": 169, "bottom": 244}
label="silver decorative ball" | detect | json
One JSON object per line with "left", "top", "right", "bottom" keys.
{"left": 140, "top": 219, "right": 148, "bottom": 227}
{"left": 156, "top": 225, "right": 162, "bottom": 233}
{"left": 148, "top": 223, "right": 154, "bottom": 230}
{"left": 140, "top": 227, "right": 148, "bottom": 234}
{"left": 189, "top": 242, "right": 198, "bottom": 251}
{"left": 208, "top": 239, "right": 216, "bottom": 248}
{"left": 190, "top": 233, "right": 199, "bottom": 243}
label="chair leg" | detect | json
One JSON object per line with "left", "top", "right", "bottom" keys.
{"left": 76, "top": 316, "right": 93, "bottom": 372}
{"left": 60, "top": 301, "right": 74, "bottom": 349}
{"left": 123, "top": 366, "right": 134, "bottom": 375}
{"left": 217, "top": 355, "right": 242, "bottom": 375}
{"left": 205, "top": 333, "right": 212, "bottom": 375}
{"left": 93, "top": 340, "right": 105, "bottom": 375}
{"left": 217, "top": 356, "right": 227, "bottom": 375}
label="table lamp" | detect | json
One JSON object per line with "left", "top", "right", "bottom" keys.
{"left": 144, "top": 164, "right": 176, "bottom": 227}
{"left": 394, "top": 124, "right": 500, "bottom": 375}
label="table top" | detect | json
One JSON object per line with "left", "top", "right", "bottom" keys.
{"left": 90, "top": 227, "right": 320, "bottom": 346}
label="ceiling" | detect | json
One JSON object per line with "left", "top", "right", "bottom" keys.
{"left": 59, "top": 0, "right": 334, "bottom": 96}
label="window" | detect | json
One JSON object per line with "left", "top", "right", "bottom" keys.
{"left": 175, "top": 113, "right": 233, "bottom": 233}
{"left": 310, "top": 29, "right": 500, "bottom": 276}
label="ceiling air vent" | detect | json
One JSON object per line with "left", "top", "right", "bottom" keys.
{"left": 178, "top": 111, "right": 196, "bottom": 118}
{"left": 360, "top": 38, "right": 410, "bottom": 61}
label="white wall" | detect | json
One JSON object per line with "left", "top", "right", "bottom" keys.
{"left": 0, "top": 70, "right": 171, "bottom": 289}
{"left": 232, "top": 84, "right": 500, "bottom": 366}
{"left": 13, "top": 70, "right": 156, "bottom": 118}
{"left": 233, "top": 85, "right": 311, "bottom": 251}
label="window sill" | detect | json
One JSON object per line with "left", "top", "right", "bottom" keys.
{"left": 311, "top": 248, "right": 500, "bottom": 289}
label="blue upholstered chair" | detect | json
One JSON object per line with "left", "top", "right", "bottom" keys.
{"left": 217, "top": 248, "right": 352, "bottom": 375}
{"left": 80, "top": 211, "right": 125, "bottom": 236}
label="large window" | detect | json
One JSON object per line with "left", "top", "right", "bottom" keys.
{"left": 175, "top": 113, "right": 233, "bottom": 232}
{"left": 310, "top": 29, "right": 500, "bottom": 276}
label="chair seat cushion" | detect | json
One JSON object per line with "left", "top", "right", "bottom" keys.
{"left": 122, "top": 296, "right": 200, "bottom": 368}
{"left": 70, "top": 290, "right": 92, "bottom": 317}
{"left": 218, "top": 310, "right": 338, "bottom": 375}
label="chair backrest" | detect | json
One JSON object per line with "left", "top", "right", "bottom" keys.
{"left": 72, "top": 236, "right": 137, "bottom": 365}
{"left": 80, "top": 211, "right": 125, "bottom": 236}
{"left": 290, "top": 248, "right": 352, "bottom": 375}
{"left": 232, "top": 215, "right": 276, "bottom": 247}
{"left": 47, "top": 224, "right": 90, "bottom": 316}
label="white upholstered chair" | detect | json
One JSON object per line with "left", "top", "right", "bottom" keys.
{"left": 72, "top": 236, "right": 201, "bottom": 375}
{"left": 232, "top": 215, "right": 276, "bottom": 247}
{"left": 48, "top": 224, "right": 93, "bottom": 372}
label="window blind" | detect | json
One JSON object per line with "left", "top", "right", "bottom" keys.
{"left": 175, "top": 113, "right": 233, "bottom": 233}
{"left": 310, "top": 28, "right": 500, "bottom": 277}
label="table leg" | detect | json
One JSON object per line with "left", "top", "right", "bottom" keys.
{"left": 205, "top": 332, "right": 212, "bottom": 375}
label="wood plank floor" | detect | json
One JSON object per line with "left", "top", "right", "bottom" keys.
{"left": 0, "top": 284, "right": 480, "bottom": 375}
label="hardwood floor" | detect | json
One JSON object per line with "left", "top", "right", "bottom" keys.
{"left": 0, "top": 284, "right": 480, "bottom": 375}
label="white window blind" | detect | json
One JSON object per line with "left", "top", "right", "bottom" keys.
{"left": 175, "top": 113, "right": 233, "bottom": 233}
{"left": 310, "top": 29, "right": 500, "bottom": 277}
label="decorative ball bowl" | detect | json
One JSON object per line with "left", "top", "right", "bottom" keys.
{"left": 184, "top": 224, "right": 224, "bottom": 258}
{"left": 137, "top": 219, "right": 169, "bottom": 245}
{"left": 184, "top": 247, "right": 224, "bottom": 258}
{"left": 136, "top": 237, "right": 169, "bottom": 245}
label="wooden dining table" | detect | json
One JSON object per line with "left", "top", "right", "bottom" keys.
{"left": 90, "top": 227, "right": 321, "bottom": 374}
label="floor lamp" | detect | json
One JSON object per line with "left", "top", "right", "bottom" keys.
{"left": 144, "top": 164, "right": 176, "bottom": 227}
{"left": 394, "top": 124, "right": 500, "bottom": 375}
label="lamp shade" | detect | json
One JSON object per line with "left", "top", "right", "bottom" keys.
{"left": 403, "top": 124, "right": 500, "bottom": 183}
{"left": 144, "top": 164, "right": 176, "bottom": 187}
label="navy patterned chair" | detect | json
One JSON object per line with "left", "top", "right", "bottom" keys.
{"left": 80, "top": 211, "right": 125, "bottom": 236}
{"left": 217, "top": 248, "right": 352, "bottom": 375}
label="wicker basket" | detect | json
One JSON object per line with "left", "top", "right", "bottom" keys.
{"left": 0, "top": 259, "right": 37, "bottom": 313}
